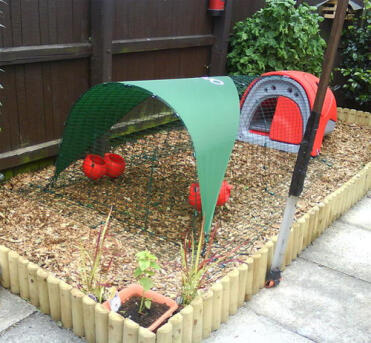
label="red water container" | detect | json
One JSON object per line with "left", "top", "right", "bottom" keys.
{"left": 104, "top": 153, "right": 126, "bottom": 178}
{"left": 188, "top": 180, "right": 232, "bottom": 211}
{"left": 216, "top": 181, "right": 232, "bottom": 206}
{"left": 83, "top": 154, "right": 107, "bottom": 180}
{"left": 189, "top": 182, "right": 202, "bottom": 211}
{"left": 208, "top": 0, "right": 225, "bottom": 16}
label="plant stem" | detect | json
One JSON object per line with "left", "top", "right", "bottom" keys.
{"left": 139, "top": 291, "right": 145, "bottom": 314}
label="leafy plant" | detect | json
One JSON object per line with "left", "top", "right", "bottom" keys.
{"left": 180, "top": 221, "right": 244, "bottom": 305}
{"left": 78, "top": 207, "right": 117, "bottom": 303}
{"left": 134, "top": 250, "right": 160, "bottom": 313}
{"left": 337, "top": 0, "right": 370, "bottom": 106}
{"left": 227, "top": 0, "right": 326, "bottom": 76}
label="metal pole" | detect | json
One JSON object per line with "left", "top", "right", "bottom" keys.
{"left": 266, "top": 0, "right": 350, "bottom": 287}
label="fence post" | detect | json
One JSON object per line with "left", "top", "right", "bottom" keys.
{"left": 209, "top": 0, "right": 234, "bottom": 75}
{"left": 90, "top": 0, "right": 114, "bottom": 154}
{"left": 90, "top": 0, "right": 114, "bottom": 86}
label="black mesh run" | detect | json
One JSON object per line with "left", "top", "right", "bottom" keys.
{"left": 18, "top": 120, "right": 200, "bottom": 243}
{"left": 230, "top": 75, "right": 257, "bottom": 98}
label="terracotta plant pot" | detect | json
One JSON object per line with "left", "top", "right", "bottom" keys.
{"left": 103, "top": 284, "right": 178, "bottom": 332}
{"left": 82, "top": 154, "right": 107, "bottom": 180}
{"left": 104, "top": 153, "right": 126, "bottom": 178}
{"left": 188, "top": 180, "right": 233, "bottom": 211}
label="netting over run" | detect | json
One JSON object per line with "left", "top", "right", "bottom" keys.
{"left": 40, "top": 120, "right": 197, "bottom": 242}
{"left": 46, "top": 77, "right": 241, "bottom": 238}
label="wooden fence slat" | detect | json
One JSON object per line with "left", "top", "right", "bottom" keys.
{"left": 245, "top": 257, "right": 254, "bottom": 300}
{"left": 71, "top": 288, "right": 85, "bottom": 337}
{"left": 157, "top": 322, "right": 173, "bottom": 343}
{"left": 18, "top": 256, "right": 29, "bottom": 300}
{"left": 201, "top": 289, "right": 213, "bottom": 339}
{"left": 123, "top": 318, "right": 139, "bottom": 343}
{"left": 8, "top": 251, "right": 20, "bottom": 294}
{"left": 180, "top": 305, "right": 193, "bottom": 343}
{"left": 60, "top": 281, "right": 73, "bottom": 329}
{"left": 138, "top": 327, "right": 156, "bottom": 343}
{"left": 252, "top": 253, "right": 261, "bottom": 294}
{"left": 27, "top": 262, "right": 40, "bottom": 307}
{"left": 82, "top": 295, "right": 96, "bottom": 343}
{"left": 95, "top": 304, "right": 109, "bottom": 343}
{"left": 191, "top": 295, "right": 203, "bottom": 343}
{"left": 237, "top": 264, "right": 248, "bottom": 307}
{"left": 47, "top": 274, "right": 61, "bottom": 321}
{"left": 169, "top": 312, "right": 183, "bottom": 343}
{"left": 211, "top": 282, "right": 222, "bottom": 331}
{"left": 228, "top": 269, "right": 239, "bottom": 315}
{"left": 37, "top": 268, "right": 50, "bottom": 314}
{"left": 108, "top": 311, "right": 124, "bottom": 343}
{"left": 220, "top": 275, "right": 230, "bottom": 323}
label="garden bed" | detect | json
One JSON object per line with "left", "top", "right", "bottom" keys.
{"left": 0, "top": 112, "right": 369, "bottom": 302}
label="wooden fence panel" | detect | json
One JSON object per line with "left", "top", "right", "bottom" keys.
{"left": 231, "top": 0, "right": 266, "bottom": 26}
{"left": 0, "top": 0, "right": 90, "bottom": 48}
{"left": 113, "top": 0, "right": 213, "bottom": 40}
{"left": 0, "top": 0, "right": 268, "bottom": 170}
{"left": 112, "top": 47, "right": 210, "bottom": 81}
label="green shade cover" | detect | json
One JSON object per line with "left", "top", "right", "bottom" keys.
{"left": 54, "top": 77, "right": 240, "bottom": 234}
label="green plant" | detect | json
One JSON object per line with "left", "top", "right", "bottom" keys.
{"left": 227, "top": 0, "right": 326, "bottom": 76}
{"left": 337, "top": 0, "right": 370, "bottom": 106}
{"left": 78, "top": 207, "right": 117, "bottom": 303}
{"left": 134, "top": 250, "right": 160, "bottom": 313}
{"left": 180, "top": 221, "right": 244, "bottom": 305}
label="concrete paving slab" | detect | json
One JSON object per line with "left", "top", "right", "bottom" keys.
{"left": 0, "top": 287, "right": 35, "bottom": 332}
{"left": 203, "top": 306, "right": 313, "bottom": 343}
{"left": 0, "top": 311, "right": 84, "bottom": 343}
{"left": 340, "top": 194, "right": 371, "bottom": 230}
{"left": 247, "top": 258, "right": 371, "bottom": 343}
{"left": 301, "top": 221, "right": 371, "bottom": 282}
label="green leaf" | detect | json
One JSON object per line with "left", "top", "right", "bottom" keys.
{"left": 139, "top": 277, "right": 153, "bottom": 291}
{"left": 227, "top": 0, "right": 325, "bottom": 76}
{"left": 144, "top": 299, "right": 152, "bottom": 310}
{"left": 139, "top": 260, "right": 150, "bottom": 271}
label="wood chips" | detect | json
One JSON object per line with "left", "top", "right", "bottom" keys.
{"left": 0, "top": 121, "right": 369, "bottom": 299}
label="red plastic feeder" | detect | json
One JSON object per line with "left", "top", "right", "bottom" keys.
{"left": 104, "top": 153, "right": 126, "bottom": 178}
{"left": 188, "top": 181, "right": 232, "bottom": 211}
{"left": 189, "top": 183, "right": 202, "bottom": 211}
{"left": 83, "top": 154, "right": 106, "bottom": 180}
{"left": 216, "top": 181, "right": 232, "bottom": 206}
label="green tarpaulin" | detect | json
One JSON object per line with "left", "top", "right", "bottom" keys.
{"left": 55, "top": 77, "right": 240, "bottom": 234}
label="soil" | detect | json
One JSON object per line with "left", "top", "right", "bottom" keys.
{"left": 118, "top": 296, "right": 170, "bottom": 328}
{"left": 0, "top": 120, "right": 369, "bottom": 300}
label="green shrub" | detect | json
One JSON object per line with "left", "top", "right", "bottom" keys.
{"left": 337, "top": 0, "right": 370, "bottom": 106}
{"left": 227, "top": 0, "right": 326, "bottom": 76}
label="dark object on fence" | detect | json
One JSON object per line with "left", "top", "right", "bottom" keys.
{"left": 266, "top": 0, "right": 350, "bottom": 288}
{"left": 208, "top": 0, "right": 225, "bottom": 16}
{"left": 238, "top": 71, "right": 337, "bottom": 157}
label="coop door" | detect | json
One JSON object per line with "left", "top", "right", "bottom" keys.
{"left": 249, "top": 98, "right": 277, "bottom": 136}
{"left": 269, "top": 97, "right": 303, "bottom": 145}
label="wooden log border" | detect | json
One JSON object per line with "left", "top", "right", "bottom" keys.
{"left": 0, "top": 111, "right": 370, "bottom": 343}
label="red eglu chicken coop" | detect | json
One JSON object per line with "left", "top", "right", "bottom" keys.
{"left": 238, "top": 71, "right": 337, "bottom": 156}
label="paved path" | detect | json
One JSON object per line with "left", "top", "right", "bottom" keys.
{"left": 0, "top": 194, "right": 370, "bottom": 343}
